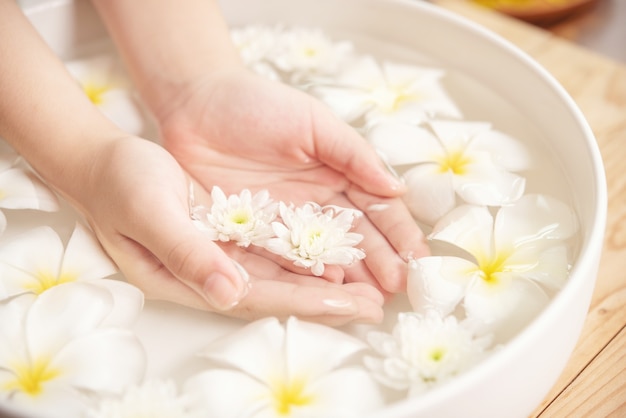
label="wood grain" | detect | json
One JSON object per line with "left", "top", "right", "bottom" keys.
{"left": 431, "top": 1, "right": 626, "bottom": 416}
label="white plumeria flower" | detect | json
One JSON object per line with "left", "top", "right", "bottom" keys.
{"left": 182, "top": 317, "right": 384, "bottom": 418}
{"left": 368, "top": 120, "right": 531, "bottom": 225}
{"left": 65, "top": 54, "right": 145, "bottom": 135}
{"left": 0, "top": 151, "right": 59, "bottom": 235}
{"left": 364, "top": 311, "right": 493, "bottom": 396}
{"left": 231, "top": 25, "right": 282, "bottom": 81}
{"left": 0, "top": 281, "right": 146, "bottom": 418}
{"left": 88, "top": 380, "right": 191, "bottom": 418}
{"left": 270, "top": 27, "right": 354, "bottom": 83}
{"left": 311, "top": 56, "right": 461, "bottom": 126}
{"left": 407, "top": 194, "right": 579, "bottom": 341}
{"left": 0, "top": 223, "right": 119, "bottom": 300}
{"left": 265, "top": 202, "right": 365, "bottom": 276}
{"left": 192, "top": 186, "right": 278, "bottom": 248}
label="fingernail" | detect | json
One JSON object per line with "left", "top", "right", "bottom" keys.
{"left": 375, "top": 149, "right": 404, "bottom": 190}
{"left": 202, "top": 261, "right": 250, "bottom": 311}
{"left": 322, "top": 298, "right": 358, "bottom": 315}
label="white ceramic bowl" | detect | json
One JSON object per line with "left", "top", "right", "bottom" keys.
{"left": 22, "top": 1, "right": 607, "bottom": 417}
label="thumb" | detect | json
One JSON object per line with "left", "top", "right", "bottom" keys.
{"left": 310, "top": 100, "right": 405, "bottom": 197}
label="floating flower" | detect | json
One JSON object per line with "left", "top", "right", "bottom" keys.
{"left": 65, "top": 54, "right": 145, "bottom": 135}
{"left": 311, "top": 56, "right": 461, "bottom": 126}
{"left": 265, "top": 202, "right": 365, "bottom": 276}
{"left": 88, "top": 380, "right": 190, "bottom": 418}
{"left": 270, "top": 27, "right": 355, "bottom": 83}
{"left": 0, "top": 151, "right": 59, "bottom": 235}
{"left": 182, "top": 316, "right": 384, "bottom": 417}
{"left": 364, "top": 311, "right": 493, "bottom": 396}
{"left": 192, "top": 186, "right": 278, "bottom": 248}
{"left": 231, "top": 24, "right": 282, "bottom": 81}
{"left": 0, "top": 281, "right": 146, "bottom": 418}
{"left": 368, "top": 120, "right": 531, "bottom": 225}
{"left": 0, "top": 223, "right": 119, "bottom": 300}
{"left": 407, "top": 194, "right": 579, "bottom": 341}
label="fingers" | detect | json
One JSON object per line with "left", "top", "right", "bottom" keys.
{"left": 309, "top": 99, "right": 405, "bottom": 197}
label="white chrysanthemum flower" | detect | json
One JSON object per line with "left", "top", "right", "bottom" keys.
{"left": 408, "top": 194, "right": 579, "bottom": 341}
{"left": 183, "top": 317, "right": 384, "bottom": 418}
{"left": 88, "top": 380, "right": 190, "bottom": 418}
{"left": 265, "top": 202, "right": 365, "bottom": 276}
{"left": 231, "top": 24, "right": 282, "bottom": 81}
{"left": 312, "top": 56, "right": 461, "bottom": 126}
{"left": 364, "top": 311, "right": 493, "bottom": 396}
{"left": 192, "top": 186, "right": 278, "bottom": 248}
{"left": 270, "top": 27, "right": 354, "bottom": 82}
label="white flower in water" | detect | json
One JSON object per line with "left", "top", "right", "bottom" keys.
{"left": 364, "top": 311, "right": 493, "bottom": 396}
{"left": 407, "top": 194, "right": 579, "bottom": 341}
{"left": 88, "top": 380, "right": 190, "bottom": 418}
{"left": 0, "top": 151, "right": 59, "bottom": 235}
{"left": 265, "top": 202, "right": 365, "bottom": 276}
{"left": 0, "top": 223, "right": 119, "bottom": 300}
{"left": 312, "top": 56, "right": 461, "bottom": 126}
{"left": 65, "top": 54, "right": 145, "bottom": 135}
{"left": 0, "top": 281, "right": 146, "bottom": 418}
{"left": 183, "top": 317, "right": 384, "bottom": 418}
{"left": 192, "top": 186, "right": 278, "bottom": 248}
{"left": 270, "top": 27, "right": 354, "bottom": 82}
{"left": 231, "top": 25, "right": 282, "bottom": 81}
{"left": 368, "top": 120, "right": 530, "bottom": 225}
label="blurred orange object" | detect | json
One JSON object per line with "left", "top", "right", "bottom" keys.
{"left": 471, "top": 0, "right": 600, "bottom": 24}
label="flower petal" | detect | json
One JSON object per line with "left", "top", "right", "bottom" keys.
{"left": 97, "top": 90, "right": 146, "bottom": 135}
{"left": 51, "top": 328, "right": 145, "bottom": 394}
{"left": 494, "top": 194, "right": 578, "bottom": 249}
{"left": 366, "top": 122, "right": 442, "bottom": 166}
{"left": 0, "top": 293, "right": 34, "bottom": 368}
{"left": 468, "top": 127, "right": 532, "bottom": 172}
{"left": 61, "top": 223, "right": 118, "bottom": 282}
{"left": 403, "top": 164, "right": 456, "bottom": 225}
{"left": 429, "top": 120, "right": 491, "bottom": 152}
{"left": 464, "top": 275, "right": 550, "bottom": 341}
{"left": 429, "top": 205, "right": 493, "bottom": 256}
{"left": 88, "top": 279, "right": 144, "bottom": 328}
{"left": 25, "top": 282, "right": 115, "bottom": 357}
{"left": 183, "top": 369, "right": 270, "bottom": 418}
{"left": 0, "top": 168, "right": 59, "bottom": 211}
{"left": 285, "top": 317, "right": 367, "bottom": 380}
{"left": 407, "top": 257, "right": 476, "bottom": 315}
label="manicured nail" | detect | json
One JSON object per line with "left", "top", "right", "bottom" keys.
{"left": 322, "top": 298, "right": 358, "bottom": 314}
{"left": 202, "top": 261, "right": 250, "bottom": 311}
{"left": 375, "top": 149, "right": 404, "bottom": 190}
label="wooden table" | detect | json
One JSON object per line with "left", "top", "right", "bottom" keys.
{"left": 431, "top": 1, "right": 626, "bottom": 416}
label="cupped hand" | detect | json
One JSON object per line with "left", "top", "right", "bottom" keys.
{"left": 77, "top": 135, "right": 384, "bottom": 325}
{"left": 154, "top": 68, "right": 430, "bottom": 294}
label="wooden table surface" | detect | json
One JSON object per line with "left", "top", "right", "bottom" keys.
{"left": 430, "top": 1, "right": 626, "bottom": 416}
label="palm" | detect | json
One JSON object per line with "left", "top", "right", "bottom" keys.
{"left": 157, "top": 69, "right": 429, "bottom": 293}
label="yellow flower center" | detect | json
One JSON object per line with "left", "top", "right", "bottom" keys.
{"left": 475, "top": 252, "right": 510, "bottom": 285}
{"left": 303, "top": 47, "right": 318, "bottom": 57}
{"left": 272, "top": 378, "right": 314, "bottom": 416}
{"left": 229, "top": 209, "right": 251, "bottom": 225}
{"left": 4, "top": 357, "right": 60, "bottom": 397}
{"left": 82, "top": 82, "right": 109, "bottom": 105}
{"left": 436, "top": 150, "right": 472, "bottom": 175}
{"left": 429, "top": 347, "right": 446, "bottom": 362}
{"left": 25, "top": 270, "right": 77, "bottom": 295}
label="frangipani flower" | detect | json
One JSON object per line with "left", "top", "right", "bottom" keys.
{"left": 368, "top": 120, "right": 530, "bottom": 225}
{"left": 0, "top": 223, "right": 119, "bottom": 300}
{"left": 364, "top": 311, "right": 493, "bottom": 396}
{"left": 0, "top": 281, "right": 146, "bottom": 418}
{"left": 270, "top": 27, "right": 354, "bottom": 82}
{"left": 312, "top": 56, "right": 461, "bottom": 126}
{"left": 231, "top": 25, "right": 282, "bottom": 81}
{"left": 88, "top": 380, "right": 190, "bottom": 418}
{"left": 65, "top": 54, "right": 145, "bottom": 135}
{"left": 192, "top": 186, "right": 278, "bottom": 248}
{"left": 0, "top": 152, "right": 59, "bottom": 235}
{"left": 407, "top": 194, "right": 579, "bottom": 341}
{"left": 265, "top": 202, "right": 365, "bottom": 276}
{"left": 183, "top": 317, "right": 384, "bottom": 418}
